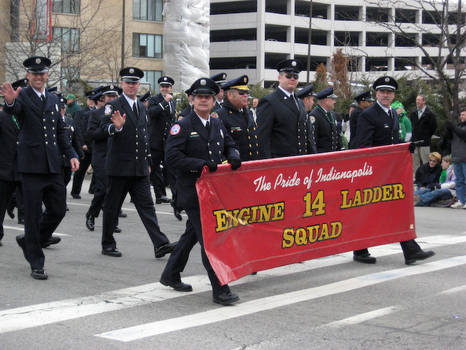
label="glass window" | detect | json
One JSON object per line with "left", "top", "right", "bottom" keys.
{"left": 61, "top": 66, "right": 80, "bottom": 89}
{"left": 53, "top": 27, "right": 80, "bottom": 53}
{"left": 141, "top": 70, "right": 162, "bottom": 93}
{"left": 52, "top": 0, "right": 80, "bottom": 14}
{"left": 133, "top": 33, "right": 163, "bottom": 58}
{"left": 133, "top": 0, "right": 163, "bottom": 21}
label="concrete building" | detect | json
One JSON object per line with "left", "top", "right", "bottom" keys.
{"left": 210, "top": 0, "right": 466, "bottom": 87}
{"left": 0, "top": 0, "right": 164, "bottom": 92}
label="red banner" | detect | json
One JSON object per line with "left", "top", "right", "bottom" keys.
{"left": 197, "top": 144, "right": 416, "bottom": 285}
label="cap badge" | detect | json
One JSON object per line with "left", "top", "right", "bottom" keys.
{"left": 385, "top": 77, "right": 390, "bottom": 82}
{"left": 35, "top": 58, "right": 41, "bottom": 64}
{"left": 164, "top": 77, "right": 167, "bottom": 81}
{"left": 200, "top": 79, "right": 206, "bottom": 86}
{"left": 129, "top": 68, "right": 134, "bottom": 74}
{"left": 292, "top": 61, "right": 297, "bottom": 67}
{"left": 110, "top": 85, "right": 114, "bottom": 89}
{"left": 243, "top": 77, "right": 247, "bottom": 83}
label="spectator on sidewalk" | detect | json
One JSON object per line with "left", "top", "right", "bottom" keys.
{"left": 414, "top": 152, "right": 442, "bottom": 189}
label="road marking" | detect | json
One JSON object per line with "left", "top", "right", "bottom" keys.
{"left": 3, "top": 226, "right": 70, "bottom": 237}
{"left": 324, "top": 306, "right": 402, "bottom": 328}
{"left": 0, "top": 235, "right": 464, "bottom": 334}
{"left": 437, "top": 285, "right": 466, "bottom": 295}
{"left": 96, "top": 256, "right": 466, "bottom": 342}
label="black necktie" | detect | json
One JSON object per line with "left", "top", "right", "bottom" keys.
{"left": 40, "top": 94, "right": 46, "bottom": 104}
{"left": 205, "top": 120, "right": 210, "bottom": 132}
{"left": 132, "top": 102, "right": 138, "bottom": 118}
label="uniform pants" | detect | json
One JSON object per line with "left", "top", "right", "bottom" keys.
{"left": 87, "top": 165, "right": 107, "bottom": 218}
{"left": 150, "top": 149, "right": 167, "bottom": 198}
{"left": 412, "top": 146, "right": 430, "bottom": 177}
{"left": 161, "top": 207, "right": 230, "bottom": 296}
{"left": 71, "top": 152, "right": 92, "bottom": 196}
{"left": 21, "top": 173, "right": 66, "bottom": 270}
{"left": 102, "top": 175, "right": 169, "bottom": 250}
{"left": 0, "top": 180, "right": 17, "bottom": 240}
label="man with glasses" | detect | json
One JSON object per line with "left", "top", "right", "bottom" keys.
{"left": 217, "top": 75, "right": 260, "bottom": 161}
{"left": 257, "top": 59, "right": 310, "bottom": 158}
{"left": 352, "top": 75, "right": 435, "bottom": 266}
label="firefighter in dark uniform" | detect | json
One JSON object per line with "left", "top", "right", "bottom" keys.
{"left": 0, "top": 79, "right": 27, "bottom": 246}
{"left": 147, "top": 76, "right": 176, "bottom": 204}
{"left": 210, "top": 72, "right": 227, "bottom": 112}
{"left": 257, "top": 59, "right": 311, "bottom": 158}
{"left": 217, "top": 75, "right": 260, "bottom": 161}
{"left": 311, "top": 86, "right": 342, "bottom": 153}
{"left": 58, "top": 96, "right": 83, "bottom": 195}
{"left": 352, "top": 76, "right": 435, "bottom": 265}
{"left": 85, "top": 86, "right": 123, "bottom": 233}
{"left": 0, "top": 56, "right": 80, "bottom": 280}
{"left": 296, "top": 84, "right": 318, "bottom": 154}
{"left": 100, "top": 67, "right": 176, "bottom": 258}
{"left": 70, "top": 90, "right": 96, "bottom": 199}
{"left": 160, "top": 77, "right": 242, "bottom": 306}
{"left": 348, "top": 90, "right": 374, "bottom": 149}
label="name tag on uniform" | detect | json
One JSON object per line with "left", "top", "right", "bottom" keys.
{"left": 384, "top": 124, "right": 390, "bottom": 128}
{"left": 190, "top": 131, "right": 199, "bottom": 138}
{"left": 231, "top": 127, "right": 242, "bottom": 132}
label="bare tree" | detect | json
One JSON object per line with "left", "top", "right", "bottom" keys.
{"left": 366, "top": 0, "right": 466, "bottom": 118}
{"left": 2, "top": 0, "right": 123, "bottom": 92}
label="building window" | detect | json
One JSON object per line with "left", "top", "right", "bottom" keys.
{"left": 52, "top": 0, "right": 80, "bottom": 14}
{"left": 133, "top": 0, "right": 163, "bottom": 21}
{"left": 133, "top": 33, "right": 163, "bottom": 58}
{"left": 53, "top": 27, "right": 80, "bottom": 53}
{"left": 141, "top": 70, "right": 162, "bottom": 92}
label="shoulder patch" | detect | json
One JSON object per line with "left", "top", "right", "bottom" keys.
{"left": 170, "top": 124, "right": 181, "bottom": 135}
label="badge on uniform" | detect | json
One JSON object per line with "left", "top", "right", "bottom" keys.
{"left": 170, "top": 124, "right": 181, "bottom": 135}
{"left": 310, "top": 116, "right": 316, "bottom": 124}
{"left": 104, "top": 104, "right": 114, "bottom": 117}
{"left": 190, "top": 131, "right": 199, "bottom": 138}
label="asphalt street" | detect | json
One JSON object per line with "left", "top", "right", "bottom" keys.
{"left": 0, "top": 178, "right": 465, "bottom": 350}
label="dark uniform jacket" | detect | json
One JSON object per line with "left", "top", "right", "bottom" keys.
{"left": 87, "top": 106, "right": 108, "bottom": 169}
{"left": 217, "top": 100, "right": 260, "bottom": 161}
{"left": 147, "top": 93, "right": 176, "bottom": 151}
{"left": 349, "top": 106, "right": 363, "bottom": 149}
{"left": 257, "top": 88, "right": 309, "bottom": 158}
{"left": 102, "top": 95, "right": 151, "bottom": 177}
{"left": 409, "top": 106, "right": 437, "bottom": 146}
{"left": 311, "top": 104, "right": 342, "bottom": 153}
{"left": 3, "top": 86, "right": 77, "bottom": 174}
{"left": 306, "top": 111, "right": 318, "bottom": 154}
{"left": 0, "top": 111, "right": 20, "bottom": 181}
{"left": 61, "top": 115, "right": 83, "bottom": 167}
{"left": 353, "top": 102, "right": 400, "bottom": 148}
{"left": 165, "top": 111, "right": 239, "bottom": 210}
{"left": 73, "top": 106, "right": 94, "bottom": 151}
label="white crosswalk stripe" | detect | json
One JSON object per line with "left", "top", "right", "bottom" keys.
{"left": 0, "top": 234, "right": 465, "bottom": 338}
{"left": 95, "top": 255, "right": 466, "bottom": 342}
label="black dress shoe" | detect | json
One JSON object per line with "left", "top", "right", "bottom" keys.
{"left": 31, "top": 269, "right": 48, "bottom": 280}
{"left": 118, "top": 211, "right": 127, "bottom": 218}
{"left": 102, "top": 248, "right": 122, "bottom": 257}
{"left": 160, "top": 278, "right": 193, "bottom": 292}
{"left": 156, "top": 196, "right": 171, "bottom": 204}
{"left": 18, "top": 218, "right": 25, "bottom": 225}
{"left": 0, "top": 240, "right": 3, "bottom": 247}
{"left": 154, "top": 241, "right": 177, "bottom": 258}
{"left": 42, "top": 236, "right": 61, "bottom": 248}
{"left": 353, "top": 254, "right": 377, "bottom": 264}
{"left": 86, "top": 214, "right": 95, "bottom": 231}
{"left": 405, "top": 250, "right": 435, "bottom": 265}
{"left": 71, "top": 194, "right": 81, "bottom": 199}
{"left": 213, "top": 291, "right": 240, "bottom": 306}
{"left": 114, "top": 226, "right": 122, "bottom": 233}
{"left": 16, "top": 234, "right": 25, "bottom": 248}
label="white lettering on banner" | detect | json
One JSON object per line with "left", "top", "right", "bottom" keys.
{"left": 252, "top": 163, "right": 374, "bottom": 192}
